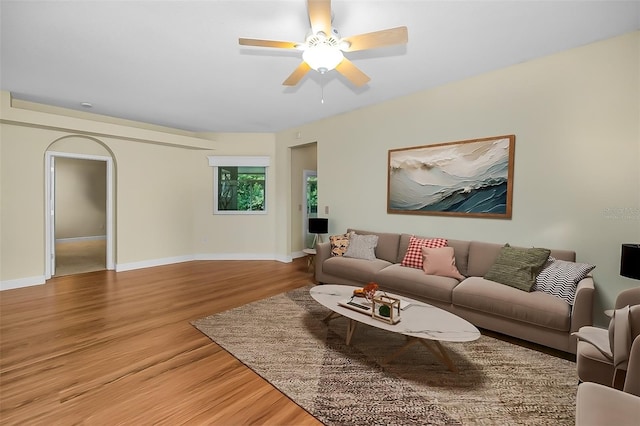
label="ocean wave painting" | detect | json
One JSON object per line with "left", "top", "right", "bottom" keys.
{"left": 387, "top": 135, "right": 515, "bottom": 218}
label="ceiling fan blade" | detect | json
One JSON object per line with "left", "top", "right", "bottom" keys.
{"left": 335, "top": 58, "right": 370, "bottom": 87}
{"left": 239, "top": 38, "right": 299, "bottom": 49}
{"left": 308, "top": 0, "right": 331, "bottom": 35}
{"left": 342, "top": 26, "right": 408, "bottom": 52}
{"left": 283, "top": 62, "right": 312, "bottom": 86}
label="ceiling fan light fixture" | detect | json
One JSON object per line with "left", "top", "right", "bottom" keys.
{"left": 338, "top": 40, "right": 351, "bottom": 50}
{"left": 302, "top": 44, "right": 344, "bottom": 72}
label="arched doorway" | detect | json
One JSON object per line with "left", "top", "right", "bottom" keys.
{"left": 45, "top": 136, "right": 116, "bottom": 278}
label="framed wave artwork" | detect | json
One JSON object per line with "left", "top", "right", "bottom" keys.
{"left": 387, "top": 135, "right": 515, "bottom": 219}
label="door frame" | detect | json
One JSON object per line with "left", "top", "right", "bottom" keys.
{"left": 45, "top": 151, "right": 115, "bottom": 278}
{"left": 302, "top": 169, "right": 317, "bottom": 249}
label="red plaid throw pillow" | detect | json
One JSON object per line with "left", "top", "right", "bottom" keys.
{"left": 401, "top": 236, "right": 448, "bottom": 269}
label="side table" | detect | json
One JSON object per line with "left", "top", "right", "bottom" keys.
{"left": 302, "top": 248, "right": 317, "bottom": 272}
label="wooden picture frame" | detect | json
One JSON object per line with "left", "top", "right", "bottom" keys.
{"left": 387, "top": 135, "right": 515, "bottom": 219}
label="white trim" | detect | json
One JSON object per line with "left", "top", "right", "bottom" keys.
{"left": 47, "top": 151, "right": 111, "bottom": 162}
{"left": 3, "top": 253, "right": 297, "bottom": 288}
{"left": 117, "top": 253, "right": 292, "bottom": 271}
{"left": 302, "top": 170, "right": 317, "bottom": 249}
{"left": 56, "top": 235, "right": 107, "bottom": 243}
{"left": 291, "top": 250, "right": 308, "bottom": 259}
{"left": 1, "top": 275, "right": 46, "bottom": 291}
{"left": 195, "top": 253, "right": 292, "bottom": 263}
{"left": 207, "top": 155, "right": 270, "bottom": 167}
{"left": 45, "top": 151, "right": 115, "bottom": 279}
{"left": 115, "top": 255, "right": 195, "bottom": 272}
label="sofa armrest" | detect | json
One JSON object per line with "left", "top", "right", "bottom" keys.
{"left": 576, "top": 382, "right": 640, "bottom": 426}
{"left": 571, "top": 276, "right": 596, "bottom": 333}
{"left": 314, "top": 242, "right": 332, "bottom": 281}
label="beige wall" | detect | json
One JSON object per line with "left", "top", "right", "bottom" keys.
{"left": 190, "top": 132, "right": 280, "bottom": 259}
{"left": 1, "top": 32, "right": 638, "bottom": 324}
{"left": 0, "top": 99, "right": 282, "bottom": 286}
{"left": 276, "top": 31, "right": 640, "bottom": 325}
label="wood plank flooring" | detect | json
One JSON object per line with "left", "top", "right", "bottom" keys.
{"left": 0, "top": 259, "right": 322, "bottom": 425}
{"left": 54, "top": 239, "right": 107, "bottom": 276}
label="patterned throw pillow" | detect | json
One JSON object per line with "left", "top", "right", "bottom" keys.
{"left": 401, "top": 236, "right": 448, "bottom": 269}
{"left": 484, "top": 244, "right": 551, "bottom": 292}
{"left": 329, "top": 233, "right": 351, "bottom": 257}
{"left": 344, "top": 233, "right": 379, "bottom": 261}
{"left": 533, "top": 256, "right": 595, "bottom": 305}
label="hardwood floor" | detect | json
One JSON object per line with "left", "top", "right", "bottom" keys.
{"left": 54, "top": 239, "right": 107, "bottom": 276}
{"left": 0, "top": 259, "right": 322, "bottom": 425}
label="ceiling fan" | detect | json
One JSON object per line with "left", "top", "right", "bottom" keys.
{"left": 239, "top": 0, "right": 408, "bottom": 87}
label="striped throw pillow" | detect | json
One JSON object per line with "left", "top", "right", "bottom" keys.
{"left": 534, "top": 257, "right": 595, "bottom": 305}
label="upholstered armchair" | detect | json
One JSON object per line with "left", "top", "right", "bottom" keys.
{"left": 573, "top": 287, "right": 640, "bottom": 388}
{"left": 575, "top": 335, "right": 640, "bottom": 425}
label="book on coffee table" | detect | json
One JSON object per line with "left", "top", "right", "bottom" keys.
{"left": 338, "top": 297, "right": 411, "bottom": 314}
{"left": 338, "top": 299, "right": 372, "bottom": 314}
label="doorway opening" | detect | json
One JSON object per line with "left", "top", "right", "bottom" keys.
{"left": 302, "top": 170, "right": 318, "bottom": 249}
{"left": 45, "top": 151, "right": 115, "bottom": 278}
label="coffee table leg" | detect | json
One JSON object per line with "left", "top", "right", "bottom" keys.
{"left": 384, "top": 337, "right": 458, "bottom": 372}
{"left": 345, "top": 319, "right": 359, "bottom": 345}
{"left": 419, "top": 340, "right": 457, "bottom": 373}
{"left": 322, "top": 311, "right": 341, "bottom": 323}
{"left": 384, "top": 337, "right": 418, "bottom": 363}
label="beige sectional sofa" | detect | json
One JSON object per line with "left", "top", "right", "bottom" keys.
{"left": 315, "top": 229, "right": 596, "bottom": 354}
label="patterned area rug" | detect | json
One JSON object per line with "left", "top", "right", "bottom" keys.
{"left": 192, "top": 285, "right": 578, "bottom": 425}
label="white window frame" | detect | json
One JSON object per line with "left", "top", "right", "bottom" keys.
{"left": 208, "top": 156, "right": 270, "bottom": 215}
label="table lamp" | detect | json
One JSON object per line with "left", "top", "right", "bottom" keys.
{"left": 620, "top": 243, "right": 640, "bottom": 280}
{"left": 308, "top": 218, "right": 328, "bottom": 248}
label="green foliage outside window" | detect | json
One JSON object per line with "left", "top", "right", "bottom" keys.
{"left": 218, "top": 167, "right": 266, "bottom": 212}
{"left": 307, "top": 175, "right": 318, "bottom": 214}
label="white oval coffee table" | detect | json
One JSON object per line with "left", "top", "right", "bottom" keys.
{"left": 310, "top": 284, "right": 480, "bottom": 372}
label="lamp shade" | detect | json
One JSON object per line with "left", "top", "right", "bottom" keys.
{"left": 308, "top": 218, "right": 328, "bottom": 234}
{"left": 620, "top": 244, "right": 640, "bottom": 280}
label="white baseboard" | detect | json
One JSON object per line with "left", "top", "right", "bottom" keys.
{"left": 117, "top": 253, "right": 294, "bottom": 271}
{"left": 1, "top": 275, "right": 46, "bottom": 291}
{"left": 291, "top": 251, "right": 308, "bottom": 259}
{"left": 56, "top": 235, "right": 107, "bottom": 243}
{"left": 195, "top": 253, "right": 292, "bottom": 263}
{"left": 115, "top": 255, "right": 195, "bottom": 272}
{"left": 2, "top": 253, "right": 296, "bottom": 291}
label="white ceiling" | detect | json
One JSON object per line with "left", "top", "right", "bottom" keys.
{"left": 1, "top": 1, "right": 638, "bottom": 133}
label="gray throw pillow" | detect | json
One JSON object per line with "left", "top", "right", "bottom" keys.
{"left": 484, "top": 244, "right": 551, "bottom": 292}
{"left": 344, "top": 233, "right": 379, "bottom": 261}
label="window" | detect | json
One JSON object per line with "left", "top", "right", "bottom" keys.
{"left": 208, "top": 156, "right": 270, "bottom": 214}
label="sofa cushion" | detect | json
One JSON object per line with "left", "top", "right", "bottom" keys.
{"left": 348, "top": 229, "right": 400, "bottom": 263}
{"left": 484, "top": 245, "right": 551, "bottom": 292}
{"left": 533, "top": 256, "right": 596, "bottom": 305}
{"left": 467, "top": 241, "right": 508, "bottom": 277}
{"left": 452, "top": 277, "right": 571, "bottom": 331}
{"left": 375, "top": 264, "right": 459, "bottom": 304}
{"left": 344, "top": 233, "right": 378, "bottom": 260}
{"left": 401, "top": 236, "right": 448, "bottom": 269}
{"left": 323, "top": 256, "right": 392, "bottom": 283}
{"left": 422, "top": 246, "right": 465, "bottom": 281}
{"left": 329, "top": 233, "right": 352, "bottom": 257}
{"left": 445, "top": 239, "right": 471, "bottom": 277}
